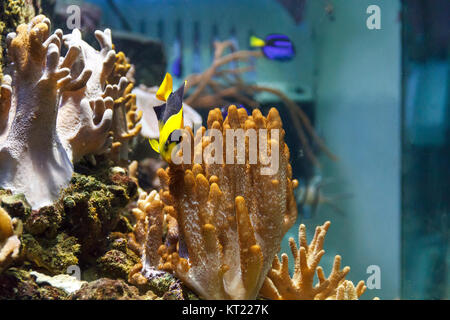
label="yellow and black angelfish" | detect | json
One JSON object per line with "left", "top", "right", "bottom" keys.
{"left": 149, "top": 73, "right": 185, "bottom": 162}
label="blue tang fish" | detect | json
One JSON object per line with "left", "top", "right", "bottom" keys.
{"left": 250, "top": 34, "right": 295, "bottom": 61}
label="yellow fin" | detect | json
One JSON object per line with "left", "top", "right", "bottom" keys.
{"left": 149, "top": 138, "right": 160, "bottom": 153}
{"left": 250, "top": 36, "right": 265, "bottom": 47}
{"left": 162, "top": 142, "right": 178, "bottom": 163}
{"left": 156, "top": 73, "right": 173, "bottom": 101}
{"left": 159, "top": 105, "right": 183, "bottom": 152}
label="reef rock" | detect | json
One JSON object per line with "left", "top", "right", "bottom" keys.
{"left": 0, "top": 267, "right": 68, "bottom": 300}
{"left": 69, "top": 278, "right": 155, "bottom": 300}
{"left": 30, "top": 270, "right": 87, "bottom": 294}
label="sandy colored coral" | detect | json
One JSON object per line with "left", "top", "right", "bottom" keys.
{"left": 106, "top": 51, "right": 142, "bottom": 165}
{"left": 132, "top": 105, "right": 298, "bottom": 299}
{"left": 0, "top": 207, "right": 21, "bottom": 273}
{"left": 259, "top": 221, "right": 367, "bottom": 300}
{"left": 333, "top": 280, "right": 367, "bottom": 300}
{"left": 0, "top": 0, "right": 38, "bottom": 83}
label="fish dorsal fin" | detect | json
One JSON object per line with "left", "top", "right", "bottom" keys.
{"left": 156, "top": 73, "right": 173, "bottom": 101}
{"left": 154, "top": 103, "right": 166, "bottom": 122}
{"left": 162, "top": 81, "right": 185, "bottom": 123}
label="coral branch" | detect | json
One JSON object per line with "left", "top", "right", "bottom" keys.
{"left": 106, "top": 52, "right": 142, "bottom": 165}
{"left": 0, "top": 207, "right": 21, "bottom": 273}
{"left": 335, "top": 280, "right": 367, "bottom": 300}
{"left": 260, "top": 221, "right": 366, "bottom": 300}
{"left": 0, "top": 15, "right": 137, "bottom": 209}
{"left": 0, "top": 75, "right": 12, "bottom": 140}
{"left": 57, "top": 28, "right": 117, "bottom": 162}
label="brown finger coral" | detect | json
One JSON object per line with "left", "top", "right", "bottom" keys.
{"left": 259, "top": 221, "right": 367, "bottom": 300}
{"left": 131, "top": 105, "right": 298, "bottom": 300}
{"left": 334, "top": 280, "right": 367, "bottom": 300}
{"left": 106, "top": 51, "right": 142, "bottom": 165}
{"left": 0, "top": 207, "right": 21, "bottom": 273}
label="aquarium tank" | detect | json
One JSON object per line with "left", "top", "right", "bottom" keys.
{"left": 0, "top": 0, "right": 448, "bottom": 302}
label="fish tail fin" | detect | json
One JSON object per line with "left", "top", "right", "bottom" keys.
{"left": 250, "top": 35, "right": 265, "bottom": 47}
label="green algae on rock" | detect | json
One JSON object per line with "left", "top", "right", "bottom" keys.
{"left": 0, "top": 191, "right": 31, "bottom": 220}
{"left": 61, "top": 167, "right": 138, "bottom": 257}
{"left": 0, "top": 267, "right": 68, "bottom": 300}
{"left": 21, "top": 233, "right": 80, "bottom": 275}
{"left": 24, "top": 205, "right": 62, "bottom": 238}
{"left": 69, "top": 278, "right": 155, "bottom": 300}
{"left": 129, "top": 267, "right": 199, "bottom": 300}
{"left": 97, "top": 248, "right": 140, "bottom": 280}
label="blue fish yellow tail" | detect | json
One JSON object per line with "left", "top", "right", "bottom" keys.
{"left": 250, "top": 35, "right": 265, "bottom": 47}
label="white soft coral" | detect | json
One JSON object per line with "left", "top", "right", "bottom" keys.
{"left": 0, "top": 16, "right": 79, "bottom": 208}
{"left": 56, "top": 28, "right": 116, "bottom": 162}
{"left": 0, "top": 16, "right": 119, "bottom": 208}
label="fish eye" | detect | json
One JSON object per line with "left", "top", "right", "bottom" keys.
{"left": 168, "top": 130, "right": 182, "bottom": 144}
{"left": 163, "top": 139, "right": 171, "bottom": 151}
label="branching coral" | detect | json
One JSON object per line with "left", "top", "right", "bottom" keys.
{"left": 259, "top": 221, "right": 367, "bottom": 300}
{"left": 0, "top": 207, "right": 21, "bottom": 273}
{"left": 131, "top": 105, "right": 298, "bottom": 300}
{"left": 0, "top": 75, "right": 12, "bottom": 142}
{"left": 334, "top": 280, "right": 367, "bottom": 300}
{"left": 0, "top": 0, "right": 38, "bottom": 83}
{"left": 105, "top": 51, "right": 142, "bottom": 165}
